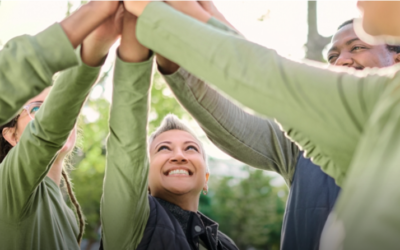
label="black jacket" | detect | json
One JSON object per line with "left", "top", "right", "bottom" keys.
{"left": 100, "top": 195, "right": 238, "bottom": 250}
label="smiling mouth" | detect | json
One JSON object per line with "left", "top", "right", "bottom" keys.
{"left": 165, "top": 169, "right": 193, "bottom": 176}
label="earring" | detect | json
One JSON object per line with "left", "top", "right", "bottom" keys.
{"left": 202, "top": 189, "right": 208, "bottom": 195}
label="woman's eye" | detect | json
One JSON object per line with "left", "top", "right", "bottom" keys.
{"left": 157, "top": 145, "right": 170, "bottom": 152}
{"left": 186, "top": 145, "right": 199, "bottom": 152}
{"left": 30, "top": 106, "right": 40, "bottom": 114}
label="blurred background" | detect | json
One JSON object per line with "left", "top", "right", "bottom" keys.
{"left": 0, "top": 1, "right": 358, "bottom": 249}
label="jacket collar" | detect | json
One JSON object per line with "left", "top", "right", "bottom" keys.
{"left": 155, "top": 197, "right": 220, "bottom": 249}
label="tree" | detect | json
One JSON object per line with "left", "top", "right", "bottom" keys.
{"left": 305, "top": 1, "right": 332, "bottom": 62}
{"left": 200, "top": 166, "right": 287, "bottom": 250}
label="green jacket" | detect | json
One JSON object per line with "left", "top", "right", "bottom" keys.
{"left": 101, "top": 55, "right": 154, "bottom": 250}
{"left": 135, "top": 2, "right": 400, "bottom": 249}
{"left": 0, "top": 39, "right": 101, "bottom": 249}
{"left": 0, "top": 23, "right": 77, "bottom": 125}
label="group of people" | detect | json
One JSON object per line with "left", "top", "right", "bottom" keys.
{"left": 1, "top": 1, "right": 400, "bottom": 250}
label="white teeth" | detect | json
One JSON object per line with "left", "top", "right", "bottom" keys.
{"left": 168, "top": 169, "right": 189, "bottom": 176}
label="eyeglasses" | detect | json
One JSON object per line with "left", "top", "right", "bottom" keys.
{"left": 21, "top": 101, "right": 42, "bottom": 120}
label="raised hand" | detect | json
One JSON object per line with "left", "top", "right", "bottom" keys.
{"left": 81, "top": 3, "right": 124, "bottom": 66}
{"left": 123, "top": 1, "right": 150, "bottom": 17}
{"left": 60, "top": 1, "right": 121, "bottom": 49}
{"left": 118, "top": 10, "right": 150, "bottom": 63}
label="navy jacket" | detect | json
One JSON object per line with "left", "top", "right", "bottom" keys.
{"left": 281, "top": 153, "right": 341, "bottom": 250}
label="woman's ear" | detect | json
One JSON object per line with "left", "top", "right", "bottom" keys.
{"left": 2, "top": 127, "right": 17, "bottom": 146}
{"left": 203, "top": 173, "right": 210, "bottom": 189}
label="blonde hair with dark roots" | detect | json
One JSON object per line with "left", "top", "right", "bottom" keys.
{"left": 148, "top": 114, "right": 209, "bottom": 173}
{"left": 0, "top": 116, "right": 85, "bottom": 245}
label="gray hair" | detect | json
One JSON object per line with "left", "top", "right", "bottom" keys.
{"left": 148, "top": 114, "right": 209, "bottom": 173}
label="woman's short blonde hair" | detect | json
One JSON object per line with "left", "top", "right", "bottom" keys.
{"left": 148, "top": 114, "right": 209, "bottom": 173}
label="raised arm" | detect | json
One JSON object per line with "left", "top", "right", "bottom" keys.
{"left": 101, "top": 12, "right": 153, "bottom": 250}
{"left": 158, "top": 7, "right": 298, "bottom": 185}
{"left": 0, "top": 1, "right": 120, "bottom": 126}
{"left": 0, "top": 6, "right": 121, "bottom": 218}
{"left": 125, "top": 1, "right": 394, "bottom": 186}
{"left": 163, "top": 69, "right": 299, "bottom": 185}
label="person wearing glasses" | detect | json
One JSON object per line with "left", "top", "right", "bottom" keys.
{"left": 0, "top": 2, "right": 123, "bottom": 249}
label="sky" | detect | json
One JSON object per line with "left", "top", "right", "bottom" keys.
{"left": 0, "top": 1, "right": 360, "bottom": 185}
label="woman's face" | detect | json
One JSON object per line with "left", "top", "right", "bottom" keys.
{"left": 148, "top": 130, "right": 209, "bottom": 200}
{"left": 3, "top": 87, "right": 76, "bottom": 154}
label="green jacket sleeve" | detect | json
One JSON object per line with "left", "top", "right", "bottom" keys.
{"left": 0, "top": 23, "right": 78, "bottom": 125}
{"left": 161, "top": 17, "right": 298, "bottom": 186}
{"left": 162, "top": 68, "right": 299, "bottom": 185}
{"left": 101, "top": 55, "right": 154, "bottom": 250}
{"left": 0, "top": 50, "right": 101, "bottom": 220}
{"left": 136, "top": 2, "right": 394, "bottom": 186}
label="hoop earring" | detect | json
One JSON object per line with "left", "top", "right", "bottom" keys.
{"left": 202, "top": 189, "right": 208, "bottom": 195}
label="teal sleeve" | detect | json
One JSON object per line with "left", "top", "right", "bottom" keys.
{"left": 162, "top": 68, "right": 299, "bottom": 185}
{"left": 101, "top": 54, "right": 154, "bottom": 250}
{"left": 0, "top": 23, "right": 78, "bottom": 125}
{"left": 136, "top": 2, "right": 394, "bottom": 186}
{"left": 0, "top": 51, "right": 101, "bottom": 220}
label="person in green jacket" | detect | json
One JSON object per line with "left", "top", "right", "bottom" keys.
{"left": 123, "top": 1, "right": 400, "bottom": 249}
{"left": 0, "top": 2, "right": 123, "bottom": 249}
{"left": 101, "top": 10, "right": 237, "bottom": 250}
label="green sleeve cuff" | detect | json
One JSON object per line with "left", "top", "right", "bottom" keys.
{"left": 34, "top": 23, "right": 79, "bottom": 76}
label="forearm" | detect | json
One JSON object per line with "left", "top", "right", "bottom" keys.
{"left": 0, "top": 24, "right": 78, "bottom": 125}
{"left": 101, "top": 55, "right": 153, "bottom": 250}
{"left": 0, "top": 51, "right": 102, "bottom": 215}
{"left": 60, "top": 2, "right": 115, "bottom": 49}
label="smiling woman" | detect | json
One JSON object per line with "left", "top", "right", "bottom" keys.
{"left": 100, "top": 11, "right": 237, "bottom": 250}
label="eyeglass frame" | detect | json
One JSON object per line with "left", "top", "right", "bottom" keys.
{"left": 20, "top": 101, "right": 43, "bottom": 120}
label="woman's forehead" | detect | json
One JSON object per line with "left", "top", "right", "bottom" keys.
{"left": 151, "top": 129, "right": 199, "bottom": 146}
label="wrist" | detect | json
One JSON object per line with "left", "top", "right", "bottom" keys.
{"left": 86, "top": 1, "right": 115, "bottom": 20}
{"left": 81, "top": 42, "right": 109, "bottom": 67}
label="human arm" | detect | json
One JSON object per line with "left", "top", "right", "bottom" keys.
{"left": 0, "top": 11, "right": 121, "bottom": 219}
{"left": 158, "top": 4, "right": 299, "bottom": 184}
{"left": 163, "top": 69, "right": 299, "bottom": 185}
{"left": 0, "top": 1, "right": 120, "bottom": 126}
{"left": 129, "top": 2, "right": 392, "bottom": 185}
{"left": 101, "top": 12, "right": 153, "bottom": 250}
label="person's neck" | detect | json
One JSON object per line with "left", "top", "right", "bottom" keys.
{"left": 153, "top": 192, "right": 199, "bottom": 212}
{"left": 47, "top": 153, "right": 66, "bottom": 186}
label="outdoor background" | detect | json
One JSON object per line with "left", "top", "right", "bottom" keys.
{"left": 0, "top": 1, "right": 358, "bottom": 249}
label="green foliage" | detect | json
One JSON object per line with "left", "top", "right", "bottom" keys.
{"left": 200, "top": 166, "right": 287, "bottom": 250}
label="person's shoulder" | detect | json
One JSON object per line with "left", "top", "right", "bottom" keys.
{"left": 217, "top": 231, "right": 239, "bottom": 250}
